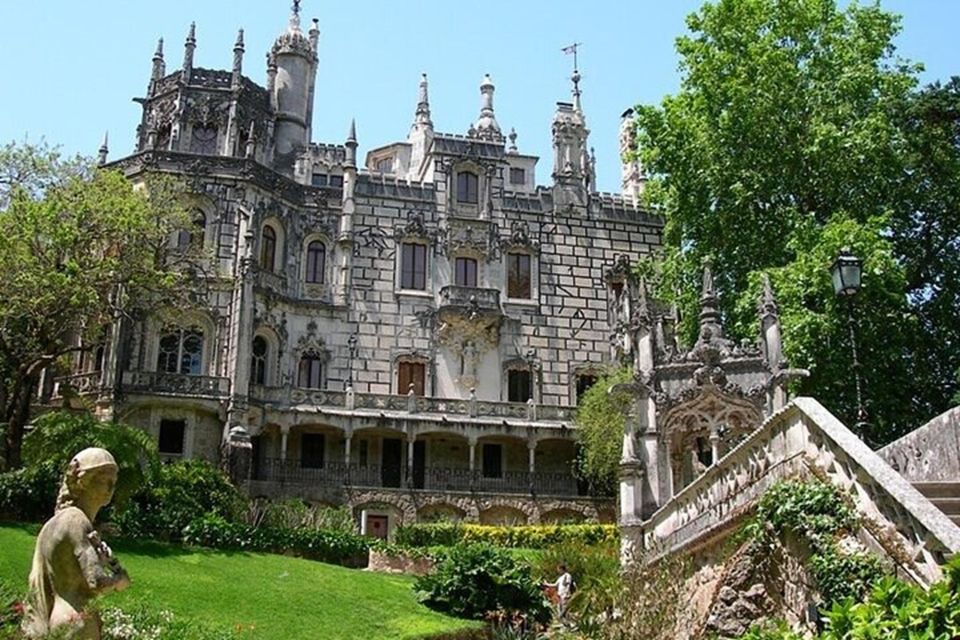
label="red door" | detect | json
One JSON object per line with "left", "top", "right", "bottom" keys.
{"left": 366, "top": 514, "right": 389, "bottom": 540}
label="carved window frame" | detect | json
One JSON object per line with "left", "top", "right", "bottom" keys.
{"left": 502, "top": 357, "right": 538, "bottom": 404}
{"left": 394, "top": 353, "right": 430, "bottom": 397}
{"left": 449, "top": 160, "right": 485, "bottom": 218}
{"left": 301, "top": 233, "right": 331, "bottom": 300}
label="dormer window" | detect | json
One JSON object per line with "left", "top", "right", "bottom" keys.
{"left": 456, "top": 171, "right": 479, "bottom": 204}
{"left": 509, "top": 167, "right": 525, "bottom": 185}
{"left": 376, "top": 158, "right": 393, "bottom": 174}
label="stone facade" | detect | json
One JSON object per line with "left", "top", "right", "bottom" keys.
{"left": 48, "top": 3, "right": 659, "bottom": 537}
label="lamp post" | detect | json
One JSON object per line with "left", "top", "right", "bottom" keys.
{"left": 830, "top": 248, "right": 869, "bottom": 439}
{"left": 346, "top": 333, "right": 358, "bottom": 388}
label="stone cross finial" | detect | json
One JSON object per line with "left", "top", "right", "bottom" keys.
{"left": 414, "top": 73, "right": 433, "bottom": 128}
{"left": 97, "top": 132, "right": 109, "bottom": 166}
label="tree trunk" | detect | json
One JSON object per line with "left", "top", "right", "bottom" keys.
{"left": 3, "top": 375, "right": 36, "bottom": 470}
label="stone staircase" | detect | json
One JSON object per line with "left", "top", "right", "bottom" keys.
{"left": 913, "top": 482, "right": 960, "bottom": 528}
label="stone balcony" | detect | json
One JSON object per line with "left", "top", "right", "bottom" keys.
{"left": 247, "top": 384, "right": 574, "bottom": 423}
{"left": 121, "top": 371, "right": 230, "bottom": 399}
{"left": 437, "top": 285, "right": 502, "bottom": 320}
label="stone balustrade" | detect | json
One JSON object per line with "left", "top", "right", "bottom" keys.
{"left": 438, "top": 285, "right": 501, "bottom": 312}
{"left": 121, "top": 370, "right": 230, "bottom": 399}
{"left": 247, "top": 384, "right": 574, "bottom": 422}
{"left": 52, "top": 371, "right": 103, "bottom": 398}
{"left": 627, "top": 397, "right": 960, "bottom": 587}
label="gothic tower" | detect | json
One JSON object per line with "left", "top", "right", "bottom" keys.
{"left": 270, "top": 1, "right": 319, "bottom": 165}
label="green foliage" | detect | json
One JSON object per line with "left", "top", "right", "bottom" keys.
{"left": 23, "top": 411, "right": 159, "bottom": 507}
{"left": 394, "top": 523, "right": 618, "bottom": 550}
{"left": 182, "top": 514, "right": 371, "bottom": 566}
{"left": 751, "top": 480, "right": 886, "bottom": 606}
{"left": 0, "top": 579, "right": 23, "bottom": 639}
{"left": 632, "top": 0, "right": 956, "bottom": 443}
{"left": 414, "top": 542, "right": 550, "bottom": 622}
{"left": 0, "top": 140, "right": 203, "bottom": 469}
{"left": 99, "top": 602, "right": 244, "bottom": 640}
{"left": 249, "top": 498, "right": 355, "bottom": 533}
{"left": 536, "top": 539, "right": 621, "bottom": 622}
{"left": 0, "top": 463, "right": 59, "bottom": 522}
{"left": 736, "top": 620, "right": 803, "bottom": 640}
{"left": 113, "top": 459, "right": 246, "bottom": 541}
{"left": 574, "top": 366, "right": 635, "bottom": 495}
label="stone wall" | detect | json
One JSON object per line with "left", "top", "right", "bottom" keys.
{"left": 879, "top": 405, "right": 960, "bottom": 482}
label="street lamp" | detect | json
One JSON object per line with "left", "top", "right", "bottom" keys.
{"left": 830, "top": 248, "right": 869, "bottom": 439}
{"left": 346, "top": 333, "right": 358, "bottom": 388}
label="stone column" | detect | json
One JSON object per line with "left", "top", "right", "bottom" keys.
{"left": 344, "top": 432, "right": 352, "bottom": 465}
{"left": 406, "top": 432, "right": 416, "bottom": 486}
{"left": 619, "top": 459, "right": 644, "bottom": 524}
{"left": 527, "top": 440, "right": 537, "bottom": 493}
{"left": 280, "top": 425, "right": 290, "bottom": 462}
{"left": 468, "top": 437, "right": 477, "bottom": 471}
{"left": 710, "top": 425, "right": 721, "bottom": 465}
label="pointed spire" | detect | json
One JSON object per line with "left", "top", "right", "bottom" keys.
{"left": 759, "top": 273, "right": 779, "bottom": 319}
{"left": 413, "top": 73, "right": 433, "bottom": 129}
{"left": 97, "top": 132, "right": 109, "bottom": 166}
{"left": 571, "top": 67, "right": 583, "bottom": 113}
{"left": 344, "top": 119, "right": 358, "bottom": 169}
{"left": 149, "top": 37, "right": 166, "bottom": 94}
{"left": 289, "top": 0, "right": 302, "bottom": 29}
{"left": 698, "top": 256, "right": 725, "bottom": 338}
{"left": 309, "top": 18, "right": 319, "bottom": 51}
{"left": 472, "top": 74, "right": 503, "bottom": 141}
{"left": 232, "top": 28, "right": 245, "bottom": 80}
{"left": 507, "top": 128, "right": 518, "bottom": 153}
{"left": 182, "top": 22, "right": 196, "bottom": 80}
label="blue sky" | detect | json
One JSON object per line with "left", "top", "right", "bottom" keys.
{"left": 0, "top": 1, "right": 956, "bottom": 192}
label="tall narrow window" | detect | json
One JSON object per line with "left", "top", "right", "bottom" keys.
{"left": 454, "top": 257, "right": 478, "bottom": 287}
{"left": 506, "top": 253, "right": 532, "bottom": 299}
{"left": 250, "top": 336, "right": 268, "bottom": 385}
{"left": 297, "top": 354, "right": 324, "bottom": 389}
{"left": 189, "top": 124, "right": 218, "bottom": 155}
{"left": 157, "top": 326, "right": 204, "bottom": 375}
{"left": 456, "top": 172, "right": 479, "bottom": 204}
{"left": 482, "top": 443, "right": 503, "bottom": 479}
{"left": 305, "top": 241, "right": 326, "bottom": 284}
{"left": 261, "top": 225, "right": 277, "bottom": 271}
{"left": 397, "top": 361, "right": 426, "bottom": 396}
{"left": 400, "top": 242, "right": 427, "bottom": 290}
{"left": 158, "top": 419, "right": 186, "bottom": 455}
{"left": 576, "top": 374, "right": 598, "bottom": 402}
{"left": 301, "top": 433, "right": 325, "bottom": 469}
{"left": 507, "top": 369, "right": 532, "bottom": 402}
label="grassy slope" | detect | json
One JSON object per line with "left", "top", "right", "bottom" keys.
{"left": 0, "top": 524, "right": 480, "bottom": 640}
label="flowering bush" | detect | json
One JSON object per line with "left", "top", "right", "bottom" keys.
{"left": 395, "top": 523, "right": 618, "bottom": 550}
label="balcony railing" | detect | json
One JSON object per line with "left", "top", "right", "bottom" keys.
{"left": 439, "top": 285, "right": 501, "bottom": 311}
{"left": 252, "top": 458, "right": 589, "bottom": 497}
{"left": 122, "top": 371, "right": 230, "bottom": 398}
{"left": 247, "top": 385, "right": 574, "bottom": 422}
{"left": 52, "top": 371, "right": 103, "bottom": 398}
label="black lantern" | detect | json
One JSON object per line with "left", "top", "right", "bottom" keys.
{"left": 830, "top": 248, "right": 862, "bottom": 297}
{"left": 346, "top": 333, "right": 359, "bottom": 387}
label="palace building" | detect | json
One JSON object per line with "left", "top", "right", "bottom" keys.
{"left": 50, "top": 2, "right": 659, "bottom": 538}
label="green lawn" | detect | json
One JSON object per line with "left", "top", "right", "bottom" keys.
{"left": 0, "top": 524, "right": 481, "bottom": 640}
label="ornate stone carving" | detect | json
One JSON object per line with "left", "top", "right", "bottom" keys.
{"left": 500, "top": 220, "right": 540, "bottom": 253}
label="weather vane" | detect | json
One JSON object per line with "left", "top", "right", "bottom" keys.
{"left": 562, "top": 42, "right": 582, "bottom": 72}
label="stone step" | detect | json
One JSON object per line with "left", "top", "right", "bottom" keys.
{"left": 929, "top": 497, "right": 960, "bottom": 516}
{"left": 912, "top": 481, "right": 960, "bottom": 500}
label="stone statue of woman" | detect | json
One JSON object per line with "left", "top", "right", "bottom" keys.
{"left": 23, "top": 448, "right": 131, "bottom": 639}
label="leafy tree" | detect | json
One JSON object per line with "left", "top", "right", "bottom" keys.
{"left": 574, "top": 367, "right": 634, "bottom": 495}
{"left": 22, "top": 411, "right": 160, "bottom": 506}
{"left": 631, "top": 0, "right": 956, "bottom": 443}
{"left": 0, "top": 140, "right": 202, "bottom": 470}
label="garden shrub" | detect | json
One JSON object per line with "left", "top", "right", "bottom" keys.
{"left": 395, "top": 523, "right": 617, "bottom": 550}
{"left": 414, "top": 542, "right": 550, "bottom": 622}
{"left": 749, "top": 480, "right": 887, "bottom": 606}
{"left": 0, "top": 462, "right": 59, "bottom": 522}
{"left": 113, "top": 460, "right": 247, "bottom": 541}
{"left": 23, "top": 411, "right": 159, "bottom": 507}
{"left": 248, "top": 498, "right": 355, "bottom": 533}
{"left": 536, "top": 539, "right": 621, "bottom": 618}
{"left": 183, "top": 514, "right": 371, "bottom": 566}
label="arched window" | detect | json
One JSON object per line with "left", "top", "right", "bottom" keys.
{"left": 250, "top": 336, "right": 268, "bottom": 385}
{"left": 157, "top": 326, "right": 204, "bottom": 375}
{"left": 298, "top": 353, "right": 324, "bottom": 389}
{"left": 305, "top": 241, "right": 326, "bottom": 284}
{"left": 261, "top": 225, "right": 277, "bottom": 271}
{"left": 456, "top": 171, "right": 479, "bottom": 204}
{"left": 190, "top": 124, "right": 218, "bottom": 155}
